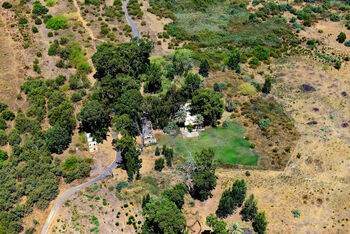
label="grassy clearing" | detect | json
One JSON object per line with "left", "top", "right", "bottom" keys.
{"left": 158, "top": 121, "right": 258, "bottom": 166}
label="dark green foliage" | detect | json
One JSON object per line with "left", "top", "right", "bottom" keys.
{"left": 190, "top": 89, "right": 224, "bottom": 126}
{"left": 116, "top": 181, "right": 128, "bottom": 193}
{"left": 0, "top": 149, "right": 8, "bottom": 162}
{"left": 8, "top": 129, "right": 21, "bottom": 146}
{"left": 206, "top": 214, "right": 227, "bottom": 234}
{"left": 116, "top": 135, "right": 142, "bottom": 181}
{"left": 162, "top": 183, "right": 188, "bottom": 209}
{"left": 0, "top": 103, "right": 8, "bottom": 113}
{"left": 48, "top": 101, "right": 76, "bottom": 133}
{"left": 155, "top": 147, "right": 160, "bottom": 156}
{"left": 142, "top": 198, "right": 186, "bottom": 234}
{"left": 45, "top": 125, "right": 71, "bottom": 154}
{"left": 262, "top": 77, "right": 272, "bottom": 94}
{"left": 199, "top": 59, "right": 210, "bottom": 77}
{"left": 61, "top": 155, "right": 92, "bottom": 183}
{"left": 0, "top": 130, "right": 7, "bottom": 146}
{"left": 164, "top": 147, "right": 173, "bottom": 167}
{"left": 154, "top": 158, "right": 165, "bottom": 172}
{"left": 34, "top": 18, "right": 42, "bottom": 25}
{"left": 252, "top": 211, "right": 268, "bottom": 234}
{"left": 18, "top": 18, "right": 28, "bottom": 25}
{"left": 2, "top": 2, "right": 12, "bottom": 9}
{"left": 337, "top": 32, "right": 346, "bottom": 43}
{"left": 191, "top": 148, "right": 217, "bottom": 201}
{"left": 144, "top": 64, "right": 163, "bottom": 93}
{"left": 77, "top": 100, "right": 110, "bottom": 143}
{"left": 48, "top": 40, "right": 60, "bottom": 56}
{"left": 92, "top": 39, "right": 154, "bottom": 79}
{"left": 112, "top": 114, "right": 138, "bottom": 137}
{"left": 142, "top": 193, "right": 151, "bottom": 208}
{"left": 32, "top": 1, "right": 48, "bottom": 15}
{"left": 330, "top": 13, "right": 340, "bottom": 22}
{"left": 55, "top": 75, "right": 66, "bottom": 85}
{"left": 71, "top": 92, "right": 82, "bottom": 102}
{"left": 216, "top": 179, "right": 247, "bottom": 218}
{"left": 0, "top": 118, "right": 7, "bottom": 130}
{"left": 181, "top": 72, "right": 203, "bottom": 99}
{"left": 240, "top": 194, "right": 258, "bottom": 221}
{"left": 227, "top": 50, "right": 240, "bottom": 73}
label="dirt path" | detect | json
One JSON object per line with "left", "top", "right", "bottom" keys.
{"left": 41, "top": 151, "right": 121, "bottom": 234}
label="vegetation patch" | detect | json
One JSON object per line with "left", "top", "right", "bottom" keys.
{"left": 158, "top": 121, "right": 258, "bottom": 166}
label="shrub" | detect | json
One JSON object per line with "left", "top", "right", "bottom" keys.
{"left": 71, "top": 92, "right": 82, "bottom": 102}
{"left": 0, "top": 119, "right": 7, "bottom": 130}
{"left": 249, "top": 57, "right": 261, "bottom": 68}
{"left": 337, "top": 32, "right": 346, "bottom": 43}
{"left": 35, "top": 18, "right": 42, "bottom": 25}
{"left": 18, "top": 18, "right": 28, "bottom": 25}
{"left": 0, "top": 130, "right": 7, "bottom": 146}
{"left": 259, "top": 118, "right": 271, "bottom": 129}
{"left": 0, "top": 103, "right": 8, "bottom": 112}
{"left": 155, "top": 146, "right": 160, "bottom": 156}
{"left": 345, "top": 40, "right": 350, "bottom": 47}
{"left": 292, "top": 209, "right": 300, "bottom": 218}
{"left": 1, "top": 109, "right": 15, "bottom": 121}
{"left": 32, "top": 1, "right": 48, "bottom": 15}
{"left": 8, "top": 129, "right": 21, "bottom": 146}
{"left": 46, "top": 15, "right": 69, "bottom": 30}
{"left": 0, "top": 149, "right": 8, "bottom": 162}
{"left": 116, "top": 181, "right": 128, "bottom": 193}
{"left": 238, "top": 83, "right": 257, "bottom": 96}
{"left": 330, "top": 13, "right": 340, "bottom": 22}
{"left": 154, "top": 158, "right": 165, "bottom": 172}
{"left": 253, "top": 46, "right": 270, "bottom": 61}
{"left": 2, "top": 2, "right": 12, "bottom": 9}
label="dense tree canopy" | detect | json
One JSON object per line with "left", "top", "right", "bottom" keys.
{"left": 142, "top": 198, "right": 186, "bottom": 234}
{"left": 112, "top": 114, "right": 138, "bottom": 137}
{"left": 45, "top": 125, "right": 71, "bottom": 154}
{"left": 191, "top": 89, "right": 224, "bottom": 126}
{"left": 92, "top": 38, "right": 154, "bottom": 79}
{"left": 191, "top": 148, "right": 217, "bottom": 201}
{"left": 77, "top": 100, "right": 110, "bottom": 143}
{"left": 162, "top": 183, "right": 188, "bottom": 209}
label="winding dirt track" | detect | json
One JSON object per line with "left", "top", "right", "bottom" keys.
{"left": 41, "top": 1, "right": 140, "bottom": 232}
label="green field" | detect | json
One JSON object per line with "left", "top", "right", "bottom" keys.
{"left": 158, "top": 122, "right": 258, "bottom": 166}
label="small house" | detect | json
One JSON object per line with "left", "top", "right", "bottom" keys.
{"left": 85, "top": 133, "right": 98, "bottom": 152}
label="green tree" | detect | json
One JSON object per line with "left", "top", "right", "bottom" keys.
{"left": 228, "top": 222, "right": 244, "bottom": 234}
{"left": 252, "top": 211, "right": 268, "bottom": 234}
{"left": 181, "top": 72, "right": 203, "bottom": 99}
{"left": 216, "top": 179, "right": 247, "bottom": 218}
{"left": 206, "top": 214, "right": 227, "bottom": 234}
{"left": 142, "top": 193, "right": 151, "bottom": 208}
{"left": 164, "top": 147, "right": 173, "bottom": 167}
{"left": 191, "top": 89, "right": 224, "bottom": 126}
{"left": 116, "top": 135, "right": 142, "bottom": 181}
{"left": 262, "top": 77, "right": 272, "bottom": 94}
{"left": 92, "top": 39, "right": 154, "bottom": 79}
{"left": 142, "top": 198, "right": 186, "bottom": 234}
{"left": 143, "top": 64, "right": 163, "bottom": 93}
{"left": 154, "top": 158, "right": 165, "bottom": 172}
{"left": 155, "top": 147, "right": 160, "bottom": 156}
{"left": 45, "top": 125, "right": 71, "bottom": 154}
{"left": 7, "top": 129, "right": 21, "bottom": 146}
{"left": 0, "top": 102, "right": 8, "bottom": 112}
{"left": 112, "top": 114, "right": 138, "bottom": 137}
{"left": 77, "top": 100, "right": 110, "bottom": 143}
{"left": 199, "top": 58, "right": 210, "bottom": 77}
{"left": 0, "top": 149, "right": 8, "bottom": 162}
{"left": 175, "top": 110, "right": 186, "bottom": 126}
{"left": 337, "top": 32, "right": 346, "bottom": 43}
{"left": 240, "top": 194, "right": 258, "bottom": 221}
{"left": 192, "top": 148, "right": 217, "bottom": 201}
{"left": 162, "top": 183, "right": 188, "bottom": 209}
{"left": 48, "top": 101, "right": 76, "bottom": 133}
{"left": 1, "top": 110, "right": 15, "bottom": 121}
{"left": 0, "top": 130, "right": 7, "bottom": 146}
{"left": 169, "top": 49, "right": 193, "bottom": 77}
{"left": 227, "top": 50, "right": 240, "bottom": 73}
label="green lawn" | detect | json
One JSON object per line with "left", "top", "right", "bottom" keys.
{"left": 157, "top": 121, "right": 259, "bottom": 166}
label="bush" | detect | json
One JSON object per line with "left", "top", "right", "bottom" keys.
{"left": 2, "top": 2, "right": 12, "bottom": 9}
{"left": 33, "top": 1, "right": 49, "bottom": 15}
{"left": 116, "top": 181, "right": 128, "bottom": 193}
{"left": 253, "top": 46, "right": 270, "bottom": 61}
{"left": 8, "top": 129, "right": 21, "bottom": 146}
{"left": 259, "top": 118, "right": 271, "bottom": 129}
{"left": 35, "top": 18, "right": 42, "bottom": 25}
{"left": 0, "top": 149, "right": 8, "bottom": 162}
{"left": 154, "top": 158, "right": 165, "bottom": 172}
{"left": 0, "top": 130, "right": 7, "bottom": 146}
{"left": 71, "top": 92, "right": 82, "bottom": 102}
{"left": 344, "top": 40, "right": 350, "bottom": 47}
{"left": 46, "top": 15, "right": 69, "bottom": 30}
{"left": 46, "top": 125, "right": 71, "bottom": 154}
{"left": 1, "top": 109, "right": 15, "bottom": 121}
{"left": 0, "top": 103, "right": 8, "bottom": 112}
{"left": 330, "top": 13, "right": 340, "bottom": 22}
{"left": 337, "top": 32, "right": 346, "bottom": 43}
{"left": 238, "top": 83, "right": 257, "bottom": 96}
{"left": 0, "top": 118, "right": 7, "bottom": 130}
